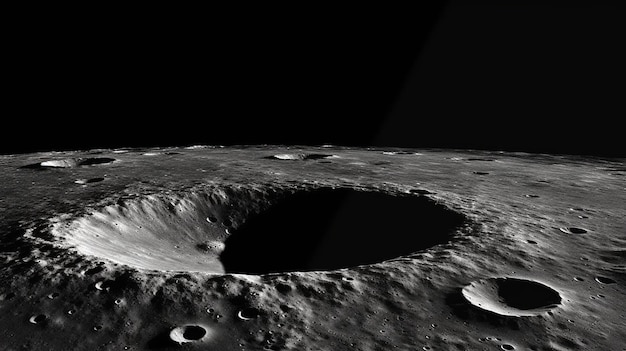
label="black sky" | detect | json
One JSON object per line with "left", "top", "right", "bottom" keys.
{"left": 4, "top": 2, "right": 625, "bottom": 157}
{"left": 376, "top": 1, "right": 625, "bottom": 157}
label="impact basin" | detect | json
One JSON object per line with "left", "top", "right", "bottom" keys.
{"left": 51, "top": 185, "right": 468, "bottom": 275}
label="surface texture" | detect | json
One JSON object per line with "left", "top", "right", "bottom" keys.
{"left": 1, "top": 146, "right": 624, "bottom": 350}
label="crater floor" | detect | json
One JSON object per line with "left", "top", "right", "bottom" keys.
{"left": 0, "top": 146, "right": 624, "bottom": 350}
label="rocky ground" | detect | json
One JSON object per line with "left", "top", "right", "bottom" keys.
{"left": 0, "top": 145, "right": 624, "bottom": 350}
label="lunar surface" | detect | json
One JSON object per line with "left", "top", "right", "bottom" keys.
{"left": 1, "top": 145, "right": 624, "bottom": 350}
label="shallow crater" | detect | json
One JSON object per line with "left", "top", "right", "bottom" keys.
{"left": 462, "top": 277, "right": 562, "bottom": 317}
{"left": 22, "top": 157, "right": 117, "bottom": 169}
{"left": 265, "top": 153, "right": 335, "bottom": 160}
{"left": 169, "top": 324, "right": 209, "bottom": 344}
{"left": 595, "top": 276, "right": 616, "bottom": 284}
{"left": 559, "top": 227, "right": 588, "bottom": 234}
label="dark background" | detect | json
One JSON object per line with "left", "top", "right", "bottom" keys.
{"left": 4, "top": 2, "right": 625, "bottom": 157}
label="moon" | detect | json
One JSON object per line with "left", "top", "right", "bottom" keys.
{"left": 1, "top": 145, "right": 624, "bottom": 350}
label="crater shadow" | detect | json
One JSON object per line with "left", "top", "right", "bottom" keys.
{"left": 78, "top": 157, "right": 116, "bottom": 166}
{"left": 496, "top": 278, "right": 561, "bottom": 310}
{"left": 461, "top": 277, "right": 561, "bottom": 317}
{"left": 220, "top": 188, "right": 466, "bottom": 274}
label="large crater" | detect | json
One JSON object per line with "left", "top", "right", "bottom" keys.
{"left": 51, "top": 185, "right": 467, "bottom": 274}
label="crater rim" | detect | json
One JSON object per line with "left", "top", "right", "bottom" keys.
{"left": 49, "top": 184, "right": 469, "bottom": 275}
{"left": 462, "top": 276, "right": 562, "bottom": 317}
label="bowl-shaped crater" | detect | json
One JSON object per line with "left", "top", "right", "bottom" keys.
{"left": 462, "top": 277, "right": 562, "bottom": 317}
{"left": 51, "top": 185, "right": 468, "bottom": 275}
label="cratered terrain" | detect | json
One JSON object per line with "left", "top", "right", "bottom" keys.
{"left": 0, "top": 145, "right": 624, "bottom": 350}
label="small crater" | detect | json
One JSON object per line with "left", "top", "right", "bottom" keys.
{"left": 169, "top": 325, "right": 208, "bottom": 344}
{"left": 79, "top": 157, "right": 116, "bottom": 166}
{"left": 93, "top": 325, "right": 103, "bottom": 331}
{"left": 266, "top": 153, "right": 334, "bottom": 160}
{"left": 41, "top": 159, "right": 79, "bottom": 168}
{"left": 573, "top": 277, "right": 584, "bottom": 282}
{"left": 559, "top": 227, "right": 588, "bottom": 234}
{"left": 47, "top": 292, "right": 59, "bottom": 299}
{"left": 237, "top": 307, "right": 260, "bottom": 321}
{"left": 23, "top": 157, "right": 117, "bottom": 169}
{"left": 568, "top": 227, "right": 587, "bottom": 234}
{"left": 302, "top": 154, "right": 334, "bottom": 160}
{"left": 595, "top": 276, "right": 616, "bottom": 285}
{"left": 473, "top": 171, "right": 490, "bottom": 175}
{"left": 462, "top": 277, "right": 561, "bottom": 317}
{"left": 94, "top": 280, "right": 112, "bottom": 292}
{"left": 29, "top": 314, "right": 47, "bottom": 324}
{"left": 524, "top": 194, "right": 540, "bottom": 198}
{"left": 21, "top": 160, "right": 74, "bottom": 169}
{"left": 527, "top": 240, "right": 538, "bottom": 245}
{"left": 501, "top": 345, "right": 515, "bottom": 350}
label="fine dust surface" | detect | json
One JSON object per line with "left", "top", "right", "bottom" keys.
{"left": 0, "top": 146, "right": 624, "bottom": 350}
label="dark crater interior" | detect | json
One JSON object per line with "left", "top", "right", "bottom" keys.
{"left": 182, "top": 325, "right": 206, "bottom": 340}
{"left": 495, "top": 278, "right": 561, "bottom": 310}
{"left": 220, "top": 188, "right": 467, "bottom": 274}
{"left": 77, "top": 157, "right": 116, "bottom": 166}
{"left": 567, "top": 227, "right": 587, "bottom": 234}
